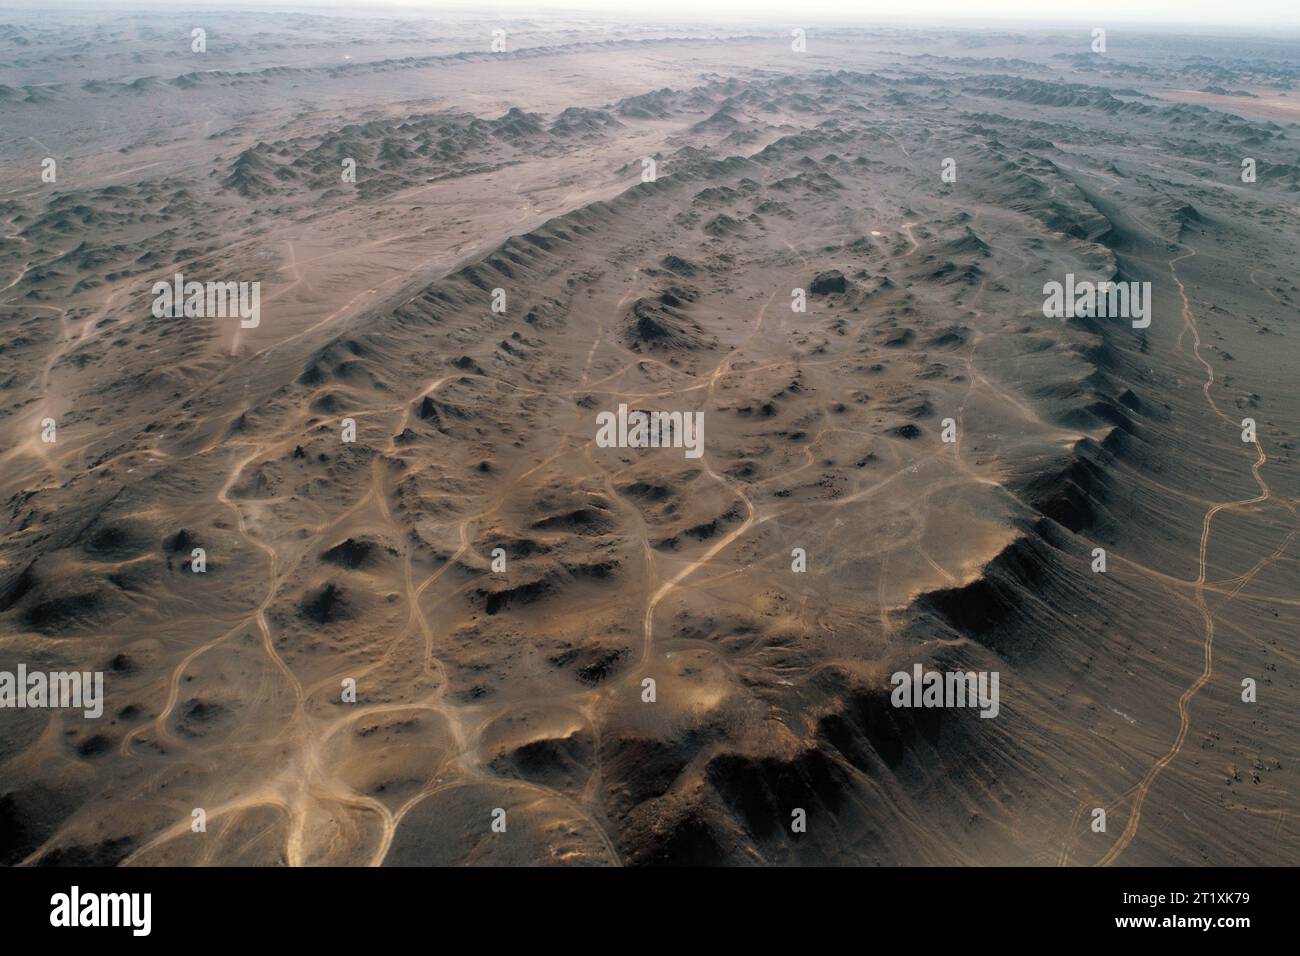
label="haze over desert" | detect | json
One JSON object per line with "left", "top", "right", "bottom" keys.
{"left": 0, "top": 3, "right": 1296, "bottom": 874}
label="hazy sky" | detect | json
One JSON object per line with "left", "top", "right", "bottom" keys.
{"left": 381, "top": 0, "right": 1300, "bottom": 28}
{"left": 39, "top": 1, "right": 1300, "bottom": 31}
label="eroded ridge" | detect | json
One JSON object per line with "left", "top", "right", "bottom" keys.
{"left": 1, "top": 13, "right": 1296, "bottom": 867}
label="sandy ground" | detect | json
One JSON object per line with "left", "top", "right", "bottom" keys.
{"left": 0, "top": 9, "right": 1297, "bottom": 866}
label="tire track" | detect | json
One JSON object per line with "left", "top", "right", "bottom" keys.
{"left": 1097, "top": 249, "right": 1293, "bottom": 866}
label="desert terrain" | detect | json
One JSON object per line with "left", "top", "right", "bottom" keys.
{"left": 0, "top": 7, "right": 1296, "bottom": 866}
